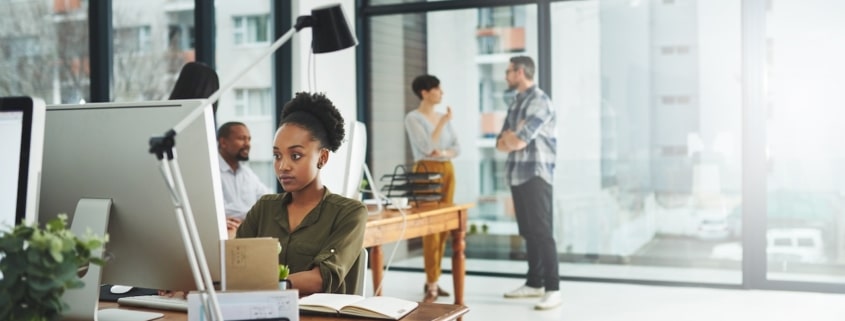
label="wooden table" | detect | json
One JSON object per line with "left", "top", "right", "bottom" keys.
{"left": 97, "top": 301, "right": 469, "bottom": 321}
{"left": 363, "top": 203, "right": 473, "bottom": 306}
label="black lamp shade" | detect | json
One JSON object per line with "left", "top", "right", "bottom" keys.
{"left": 310, "top": 4, "right": 357, "bottom": 53}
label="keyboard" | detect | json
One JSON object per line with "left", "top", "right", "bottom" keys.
{"left": 117, "top": 295, "right": 188, "bottom": 312}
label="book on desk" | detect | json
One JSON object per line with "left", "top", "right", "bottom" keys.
{"left": 299, "top": 293, "right": 418, "bottom": 320}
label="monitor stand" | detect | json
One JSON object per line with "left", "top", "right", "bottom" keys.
{"left": 60, "top": 198, "right": 163, "bottom": 321}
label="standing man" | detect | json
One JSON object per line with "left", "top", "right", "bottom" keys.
{"left": 496, "top": 56, "right": 560, "bottom": 310}
{"left": 218, "top": 121, "right": 271, "bottom": 238}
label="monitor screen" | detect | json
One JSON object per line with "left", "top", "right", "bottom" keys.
{"left": 321, "top": 121, "right": 367, "bottom": 199}
{"left": 0, "top": 96, "right": 45, "bottom": 228}
{"left": 39, "top": 100, "right": 226, "bottom": 291}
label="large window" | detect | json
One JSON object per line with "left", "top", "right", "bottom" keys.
{"left": 764, "top": 0, "right": 845, "bottom": 284}
{"left": 216, "top": 0, "right": 275, "bottom": 192}
{"left": 367, "top": 0, "right": 746, "bottom": 284}
{"left": 364, "top": 0, "right": 845, "bottom": 293}
{"left": 112, "top": 0, "right": 193, "bottom": 102}
{"left": 0, "top": 0, "right": 89, "bottom": 104}
{"left": 548, "top": 0, "right": 743, "bottom": 284}
{"left": 368, "top": 4, "right": 539, "bottom": 265}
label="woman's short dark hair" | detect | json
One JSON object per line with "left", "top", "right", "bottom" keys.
{"left": 411, "top": 75, "right": 440, "bottom": 100}
{"left": 278, "top": 92, "right": 345, "bottom": 152}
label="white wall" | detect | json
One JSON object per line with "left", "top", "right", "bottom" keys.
{"left": 293, "top": 0, "right": 358, "bottom": 123}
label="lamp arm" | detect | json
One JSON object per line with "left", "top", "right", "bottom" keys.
{"left": 171, "top": 25, "right": 299, "bottom": 135}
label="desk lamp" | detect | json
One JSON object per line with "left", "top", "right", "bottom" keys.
{"left": 148, "top": 4, "right": 356, "bottom": 321}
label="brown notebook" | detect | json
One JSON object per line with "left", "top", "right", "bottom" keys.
{"left": 221, "top": 237, "right": 280, "bottom": 291}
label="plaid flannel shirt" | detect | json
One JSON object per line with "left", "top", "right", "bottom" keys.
{"left": 500, "top": 85, "right": 556, "bottom": 186}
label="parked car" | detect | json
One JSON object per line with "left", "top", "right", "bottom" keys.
{"left": 696, "top": 215, "right": 731, "bottom": 240}
{"left": 694, "top": 205, "right": 732, "bottom": 240}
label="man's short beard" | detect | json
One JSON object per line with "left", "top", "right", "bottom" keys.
{"left": 236, "top": 149, "right": 249, "bottom": 161}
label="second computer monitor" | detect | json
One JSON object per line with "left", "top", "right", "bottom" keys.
{"left": 0, "top": 96, "right": 45, "bottom": 227}
{"left": 38, "top": 100, "right": 226, "bottom": 291}
{"left": 321, "top": 120, "right": 367, "bottom": 199}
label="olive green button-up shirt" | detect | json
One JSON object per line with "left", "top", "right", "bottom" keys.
{"left": 235, "top": 188, "right": 367, "bottom": 294}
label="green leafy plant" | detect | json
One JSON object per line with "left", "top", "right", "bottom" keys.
{"left": 277, "top": 243, "right": 289, "bottom": 281}
{"left": 0, "top": 214, "right": 108, "bottom": 321}
{"left": 278, "top": 264, "right": 290, "bottom": 280}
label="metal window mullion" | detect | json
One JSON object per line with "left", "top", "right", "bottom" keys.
{"left": 88, "top": 0, "right": 112, "bottom": 102}
{"left": 272, "top": 0, "right": 292, "bottom": 193}
{"left": 195, "top": 0, "right": 215, "bottom": 68}
{"left": 741, "top": 0, "right": 768, "bottom": 290}
{"left": 537, "top": 0, "right": 551, "bottom": 98}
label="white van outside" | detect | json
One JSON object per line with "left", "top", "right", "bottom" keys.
{"left": 709, "top": 228, "right": 826, "bottom": 263}
{"left": 766, "top": 228, "right": 826, "bottom": 264}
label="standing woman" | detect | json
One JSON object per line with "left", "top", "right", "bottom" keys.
{"left": 236, "top": 92, "right": 367, "bottom": 296}
{"left": 404, "top": 75, "right": 460, "bottom": 302}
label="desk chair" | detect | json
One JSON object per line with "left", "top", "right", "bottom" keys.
{"left": 344, "top": 248, "right": 368, "bottom": 296}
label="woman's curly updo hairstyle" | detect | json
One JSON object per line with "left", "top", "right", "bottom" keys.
{"left": 278, "top": 92, "right": 345, "bottom": 152}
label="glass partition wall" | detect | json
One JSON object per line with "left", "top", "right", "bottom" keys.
{"left": 365, "top": 0, "right": 845, "bottom": 292}
{"left": 551, "top": 0, "right": 743, "bottom": 284}
{"left": 367, "top": 4, "right": 541, "bottom": 268}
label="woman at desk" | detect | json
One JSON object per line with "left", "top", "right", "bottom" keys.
{"left": 236, "top": 92, "right": 367, "bottom": 296}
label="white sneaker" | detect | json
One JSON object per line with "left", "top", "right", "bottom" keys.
{"left": 503, "top": 285, "right": 544, "bottom": 298}
{"left": 534, "top": 291, "right": 562, "bottom": 310}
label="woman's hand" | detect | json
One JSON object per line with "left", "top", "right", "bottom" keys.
{"left": 430, "top": 148, "right": 450, "bottom": 158}
{"left": 157, "top": 290, "right": 188, "bottom": 299}
{"left": 438, "top": 106, "right": 453, "bottom": 125}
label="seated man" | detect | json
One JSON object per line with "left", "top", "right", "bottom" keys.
{"left": 217, "top": 121, "right": 271, "bottom": 238}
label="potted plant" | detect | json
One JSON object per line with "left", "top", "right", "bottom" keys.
{"left": 0, "top": 214, "right": 107, "bottom": 321}
{"left": 278, "top": 243, "right": 290, "bottom": 290}
{"left": 278, "top": 264, "right": 291, "bottom": 290}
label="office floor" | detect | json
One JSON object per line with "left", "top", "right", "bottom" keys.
{"left": 373, "top": 267, "right": 845, "bottom": 321}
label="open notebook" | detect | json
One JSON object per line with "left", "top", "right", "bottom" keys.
{"left": 299, "top": 293, "right": 418, "bottom": 320}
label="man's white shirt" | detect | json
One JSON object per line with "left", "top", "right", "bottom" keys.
{"left": 218, "top": 154, "right": 271, "bottom": 220}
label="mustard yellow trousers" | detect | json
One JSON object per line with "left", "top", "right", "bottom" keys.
{"left": 414, "top": 160, "right": 455, "bottom": 283}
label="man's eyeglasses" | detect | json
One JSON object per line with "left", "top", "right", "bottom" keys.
{"left": 505, "top": 68, "right": 519, "bottom": 75}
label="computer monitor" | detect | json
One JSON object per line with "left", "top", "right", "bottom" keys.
{"left": 38, "top": 100, "right": 226, "bottom": 292}
{"left": 321, "top": 120, "right": 367, "bottom": 199}
{"left": 0, "top": 96, "right": 45, "bottom": 228}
